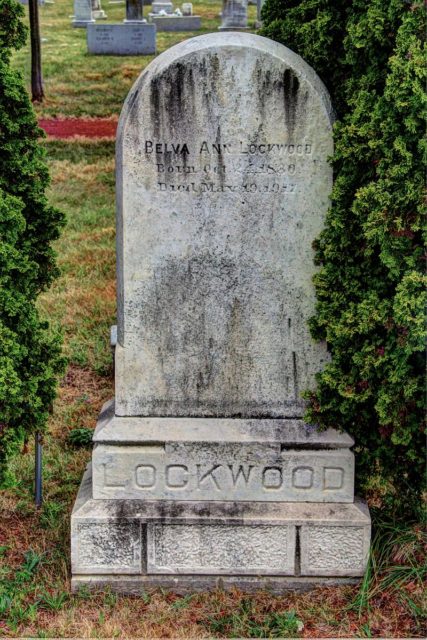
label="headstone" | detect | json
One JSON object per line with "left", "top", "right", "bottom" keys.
{"left": 219, "top": 0, "right": 248, "bottom": 30}
{"left": 87, "top": 23, "right": 156, "bottom": 55}
{"left": 71, "top": 33, "right": 370, "bottom": 594}
{"left": 124, "top": 0, "right": 143, "bottom": 21}
{"left": 151, "top": 0, "right": 173, "bottom": 14}
{"left": 181, "top": 2, "right": 192, "bottom": 15}
{"left": 92, "top": 0, "right": 107, "bottom": 19}
{"left": 256, "top": 0, "right": 264, "bottom": 24}
{"left": 148, "top": 13, "right": 201, "bottom": 31}
{"left": 73, "top": 0, "right": 95, "bottom": 27}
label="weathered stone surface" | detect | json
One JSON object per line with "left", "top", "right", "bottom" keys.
{"left": 73, "top": 522, "right": 143, "bottom": 574}
{"left": 116, "top": 33, "right": 333, "bottom": 418}
{"left": 147, "top": 523, "right": 296, "bottom": 574}
{"left": 94, "top": 400, "right": 354, "bottom": 448}
{"left": 72, "top": 465, "right": 370, "bottom": 578}
{"left": 92, "top": 442, "right": 354, "bottom": 502}
{"left": 72, "top": 574, "right": 360, "bottom": 595}
{"left": 87, "top": 23, "right": 156, "bottom": 55}
{"left": 148, "top": 15, "right": 201, "bottom": 31}
{"left": 300, "top": 520, "right": 371, "bottom": 577}
{"left": 219, "top": 0, "right": 248, "bottom": 30}
{"left": 73, "top": 0, "right": 95, "bottom": 27}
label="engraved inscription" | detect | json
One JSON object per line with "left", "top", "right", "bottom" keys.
{"left": 135, "top": 464, "right": 156, "bottom": 488}
{"left": 262, "top": 467, "right": 283, "bottom": 490}
{"left": 93, "top": 444, "right": 354, "bottom": 502}
{"left": 292, "top": 466, "right": 314, "bottom": 489}
{"left": 142, "top": 138, "right": 313, "bottom": 196}
{"left": 323, "top": 467, "right": 344, "bottom": 490}
{"left": 165, "top": 464, "right": 189, "bottom": 488}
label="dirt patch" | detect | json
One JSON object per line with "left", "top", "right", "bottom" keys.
{"left": 39, "top": 118, "right": 118, "bottom": 139}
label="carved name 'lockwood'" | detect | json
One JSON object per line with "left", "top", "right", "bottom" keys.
{"left": 92, "top": 445, "right": 354, "bottom": 503}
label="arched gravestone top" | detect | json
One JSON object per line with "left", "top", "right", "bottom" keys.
{"left": 115, "top": 32, "right": 333, "bottom": 418}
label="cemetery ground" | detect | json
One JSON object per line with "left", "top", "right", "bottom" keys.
{"left": 0, "top": 2, "right": 425, "bottom": 638}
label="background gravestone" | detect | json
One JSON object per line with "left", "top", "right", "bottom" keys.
{"left": 71, "top": 33, "right": 370, "bottom": 594}
{"left": 73, "top": 0, "right": 95, "bottom": 27}
{"left": 219, "top": 0, "right": 248, "bottom": 30}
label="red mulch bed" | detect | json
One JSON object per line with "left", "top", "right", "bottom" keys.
{"left": 38, "top": 118, "right": 117, "bottom": 139}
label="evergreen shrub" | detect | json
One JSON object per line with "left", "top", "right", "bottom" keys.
{"left": 0, "top": 0, "right": 65, "bottom": 485}
{"left": 261, "top": 0, "right": 426, "bottom": 516}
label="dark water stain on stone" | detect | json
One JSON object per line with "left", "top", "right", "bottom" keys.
{"left": 150, "top": 75, "right": 162, "bottom": 140}
{"left": 282, "top": 68, "right": 300, "bottom": 138}
{"left": 141, "top": 254, "right": 242, "bottom": 412}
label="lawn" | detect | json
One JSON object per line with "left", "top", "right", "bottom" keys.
{"left": 13, "top": 0, "right": 258, "bottom": 118}
{"left": 0, "top": 1, "right": 425, "bottom": 638}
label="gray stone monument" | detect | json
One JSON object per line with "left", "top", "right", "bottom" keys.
{"left": 73, "top": 0, "right": 95, "bottom": 27}
{"left": 219, "top": 0, "right": 248, "bottom": 30}
{"left": 87, "top": 22, "right": 156, "bottom": 55}
{"left": 71, "top": 33, "right": 371, "bottom": 593}
{"left": 148, "top": 2, "right": 201, "bottom": 31}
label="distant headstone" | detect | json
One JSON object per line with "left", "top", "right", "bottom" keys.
{"left": 256, "top": 0, "right": 265, "bottom": 24}
{"left": 92, "top": 0, "right": 107, "bottom": 19}
{"left": 87, "top": 23, "right": 156, "bottom": 54}
{"left": 72, "top": 33, "right": 370, "bottom": 594}
{"left": 124, "top": 0, "right": 143, "bottom": 21}
{"left": 151, "top": 0, "right": 173, "bottom": 13}
{"left": 219, "top": 0, "right": 248, "bottom": 30}
{"left": 181, "top": 2, "right": 192, "bottom": 15}
{"left": 148, "top": 13, "right": 201, "bottom": 31}
{"left": 73, "top": 0, "right": 95, "bottom": 26}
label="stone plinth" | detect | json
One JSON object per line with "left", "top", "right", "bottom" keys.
{"left": 71, "top": 465, "right": 371, "bottom": 592}
{"left": 71, "top": 33, "right": 371, "bottom": 591}
{"left": 148, "top": 14, "right": 201, "bottom": 31}
{"left": 87, "top": 23, "right": 156, "bottom": 55}
{"left": 92, "top": 401, "right": 355, "bottom": 503}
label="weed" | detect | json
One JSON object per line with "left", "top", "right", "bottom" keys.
{"left": 67, "top": 427, "right": 93, "bottom": 447}
{"left": 206, "top": 598, "right": 303, "bottom": 638}
{"left": 38, "top": 590, "right": 69, "bottom": 611}
{"left": 171, "top": 594, "right": 195, "bottom": 610}
{"left": 39, "top": 501, "right": 64, "bottom": 530}
{"left": 350, "top": 515, "right": 426, "bottom": 617}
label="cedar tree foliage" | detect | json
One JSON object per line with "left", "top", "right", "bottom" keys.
{"left": 0, "top": 0, "right": 65, "bottom": 485}
{"left": 261, "top": 0, "right": 426, "bottom": 516}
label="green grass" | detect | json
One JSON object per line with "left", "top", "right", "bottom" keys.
{"left": 41, "top": 139, "right": 116, "bottom": 374}
{"left": 13, "top": 0, "right": 258, "bottom": 118}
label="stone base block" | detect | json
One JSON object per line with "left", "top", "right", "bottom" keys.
{"left": 71, "top": 464, "right": 370, "bottom": 589}
{"left": 148, "top": 14, "right": 201, "bottom": 31}
{"left": 72, "top": 574, "right": 360, "bottom": 595}
{"left": 87, "top": 23, "right": 156, "bottom": 55}
{"left": 218, "top": 26, "right": 249, "bottom": 31}
{"left": 92, "top": 400, "right": 355, "bottom": 503}
{"left": 73, "top": 19, "right": 96, "bottom": 27}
